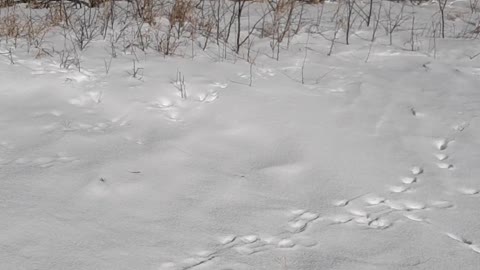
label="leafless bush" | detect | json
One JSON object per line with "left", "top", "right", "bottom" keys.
{"left": 65, "top": 6, "right": 101, "bottom": 50}
{"left": 151, "top": 0, "right": 195, "bottom": 55}
{"left": 0, "top": 0, "right": 15, "bottom": 8}
{"left": 267, "top": 0, "right": 301, "bottom": 59}
{"left": 128, "top": 59, "right": 143, "bottom": 79}
{"left": 383, "top": 0, "right": 407, "bottom": 45}
{"left": 0, "top": 8, "right": 23, "bottom": 47}
{"left": 57, "top": 48, "right": 80, "bottom": 70}
{"left": 131, "top": 0, "right": 156, "bottom": 25}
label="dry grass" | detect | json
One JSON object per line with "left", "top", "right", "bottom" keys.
{"left": 0, "top": 13, "right": 22, "bottom": 38}
{"left": 0, "top": 0, "right": 15, "bottom": 8}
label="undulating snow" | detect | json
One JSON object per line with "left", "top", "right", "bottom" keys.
{"left": 1, "top": 0, "right": 480, "bottom": 269}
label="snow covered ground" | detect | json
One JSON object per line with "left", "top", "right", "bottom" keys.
{"left": 1, "top": 0, "right": 480, "bottom": 269}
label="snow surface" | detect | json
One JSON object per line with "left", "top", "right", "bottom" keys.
{"left": 1, "top": 1, "right": 480, "bottom": 269}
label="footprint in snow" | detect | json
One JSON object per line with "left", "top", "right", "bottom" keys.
{"left": 240, "top": 235, "right": 259, "bottom": 243}
{"left": 389, "top": 185, "right": 410, "bottom": 193}
{"left": 180, "top": 254, "right": 216, "bottom": 269}
{"left": 404, "top": 213, "right": 429, "bottom": 223}
{"left": 348, "top": 208, "right": 368, "bottom": 217}
{"left": 209, "top": 82, "right": 228, "bottom": 89}
{"left": 401, "top": 176, "right": 417, "bottom": 185}
{"left": 435, "top": 153, "right": 448, "bottom": 161}
{"left": 470, "top": 245, "right": 480, "bottom": 254}
{"left": 344, "top": 208, "right": 391, "bottom": 230}
{"left": 277, "top": 239, "right": 296, "bottom": 248}
{"left": 364, "top": 195, "right": 386, "bottom": 206}
{"left": 197, "top": 90, "right": 218, "bottom": 103}
{"left": 368, "top": 218, "right": 392, "bottom": 229}
{"left": 385, "top": 200, "right": 408, "bottom": 211}
{"left": 435, "top": 138, "right": 453, "bottom": 151}
{"left": 437, "top": 163, "right": 454, "bottom": 170}
{"left": 403, "top": 200, "right": 426, "bottom": 211}
{"left": 218, "top": 235, "right": 236, "bottom": 245}
{"left": 444, "top": 233, "right": 480, "bottom": 255}
{"left": 453, "top": 122, "right": 469, "bottom": 132}
{"left": 428, "top": 200, "right": 454, "bottom": 209}
{"left": 287, "top": 211, "right": 319, "bottom": 233}
{"left": 234, "top": 235, "right": 271, "bottom": 255}
{"left": 411, "top": 166, "right": 423, "bottom": 175}
{"left": 445, "top": 232, "right": 473, "bottom": 245}
{"left": 385, "top": 200, "right": 425, "bottom": 211}
{"left": 327, "top": 214, "right": 353, "bottom": 224}
{"left": 151, "top": 97, "right": 174, "bottom": 108}
{"left": 457, "top": 187, "right": 479, "bottom": 195}
{"left": 332, "top": 193, "right": 366, "bottom": 207}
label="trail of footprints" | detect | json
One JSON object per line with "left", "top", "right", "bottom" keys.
{"left": 329, "top": 135, "right": 480, "bottom": 256}
{"left": 148, "top": 82, "right": 225, "bottom": 122}
{"left": 160, "top": 209, "right": 321, "bottom": 270}
{"left": 434, "top": 137, "right": 479, "bottom": 196}
{"left": 1, "top": 137, "right": 77, "bottom": 168}
{"left": 160, "top": 134, "right": 479, "bottom": 269}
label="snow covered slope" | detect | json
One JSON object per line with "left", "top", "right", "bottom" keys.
{"left": 1, "top": 0, "right": 480, "bottom": 269}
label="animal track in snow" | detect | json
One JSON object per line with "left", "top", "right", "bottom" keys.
{"left": 196, "top": 90, "right": 218, "bottom": 103}
{"left": 435, "top": 138, "right": 453, "bottom": 151}
{"left": 148, "top": 106, "right": 181, "bottom": 122}
{"left": 257, "top": 68, "right": 276, "bottom": 77}
{"left": 385, "top": 200, "right": 425, "bottom": 211}
{"left": 12, "top": 154, "right": 77, "bottom": 168}
{"left": 218, "top": 235, "right": 236, "bottom": 245}
{"left": 61, "top": 120, "right": 112, "bottom": 133}
{"left": 333, "top": 199, "right": 350, "bottom": 207}
{"left": 69, "top": 91, "right": 102, "bottom": 106}
{"left": 401, "top": 176, "right": 417, "bottom": 185}
{"left": 161, "top": 208, "right": 322, "bottom": 269}
{"left": 404, "top": 213, "right": 428, "bottom": 223}
{"left": 180, "top": 253, "right": 216, "bottom": 270}
{"left": 277, "top": 239, "right": 296, "bottom": 248}
{"left": 453, "top": 122, "right": 469, "bottom": 132}
{"left": 209, "top": 82, "right": 228, "bottom": 89}
{"left": 444, "top": 232, "right": 480, "bottom": 255}
{"left": 403, "top": 200, "right": 426, "bottom": 210}
{"left": 457, "top": 187, "right": 479, "bottom": 195}
{"left": 364, "top": 195, "right": 386, "bottom": 205}
{"left": 437, "top": 163, "right": 454, "bottom": 169}
{"left": 385, "top": 200, "right": 407, "bottom": 211}
{"left": 429, "top": 200, "right": 454, "bottom": 209}
{"left": 287, "top": 211, "right": 319, "bottom": 233}
{"left": 389, "top": 185, "right": 410, "bottom": 193}
{"left": 470, "top": 245, "right": 480, "bottom": 254}
{"left": 151, "top": 97, "right": 174, "bottom": 108}
{"left": 240, "top": 235, "right": 259, "bottom": 243}
{"left": 332, "top": 193, "right": 366, "bottom": 207}
{"left": 344, "top": 208, "right": 392, "bottom": 230}
{"left": 348, "top": 208, "right": 368, "bottom": 217}
{"left": 327, "top": 214, "right": 353, "bottom": 224}
{"left": 435, "top": 153, "right": 448, "bottom": 161}
{"left": 411, "top": 166, "right": 423, "bottom": 175}
{"left": 445, "top": 232, "right": 473, "bottom": 245}
{"left": 368, "top": 218, "right": 392, "bottom": 229}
